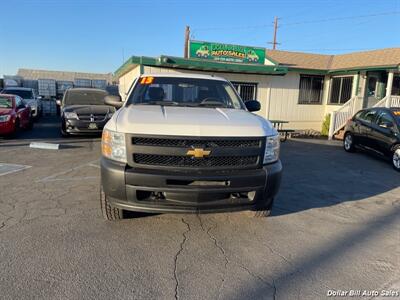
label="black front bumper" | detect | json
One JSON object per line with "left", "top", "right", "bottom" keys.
{"left": 101, "top": 157, "right": 282, "bottom": 214}
{"left": 63, "top": 118, "right": 108, "bottom": 135}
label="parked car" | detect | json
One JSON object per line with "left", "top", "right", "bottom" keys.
{"left": 0, "top": 94, "right": 33, "bottom": 136}
{"left": 100, "top": 74, "right": 282, "bottom": 220}
{"left": 0, "top": 87, "right": 42, "bottom": 119}
{"left": 60, "top": 88, "right": 115, "bottom": 136}
{"left": 343, "top": 107, "right": 400, "bottom": 171}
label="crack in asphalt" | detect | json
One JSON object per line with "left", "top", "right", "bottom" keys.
{"left": 237, "top": 261, "right": 276, "bottom": 294}
{"left": 196, "top": 214, "right": 278, "bottom": 299}
{"left": 196, "top": 214, "right": 229, "bottom": 299}
{"left": 173, "top": 218, "right": 191, "bottom": 300}
{"left": 264, "top": 243, "right": 292, "bottom": 266}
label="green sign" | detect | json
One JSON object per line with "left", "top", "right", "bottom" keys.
{"left": 189, "top": 40, "right": 265, "bottom": 64}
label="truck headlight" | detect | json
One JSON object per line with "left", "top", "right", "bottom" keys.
{"left": 263, "top": 135, "right": 280, "bottom": 164}
{"left": 0, "top": 115, "right": 11, "bottom": 122}
{"left": 102, "top": 129, "right": 126, "bottom": 163}
{"left": 64, "top": 112, "right": 78, "bottom": 119}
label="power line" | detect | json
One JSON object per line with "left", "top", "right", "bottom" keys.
{"left": 280, "top": 48, "right": 377, "bottom": 52}
{"left": 281, "top": 11, "right": 400, "bottom": 26}
{"left": 191, "top": 23, "right": 273, "bottom": 32}
{"left": 191, "top": 11, "right": 400, "bottom": 33}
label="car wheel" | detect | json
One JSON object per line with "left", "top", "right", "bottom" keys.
{"left": 392, "top": 145, "right": 400, "bottom": 172}
{"left": 27, "top": 118, "right": 34, "bottom": 130}
{"left": 60, "top": 122, "right": 69, "bottom": 137}
{"left": 12, "top": 119, "right": 20, "bottom": 137}
{"left": 344, "top": 132, "right": 356, "bottom": 152}
{"left": 100, "top": 185, "right": 124, "bottom": 220}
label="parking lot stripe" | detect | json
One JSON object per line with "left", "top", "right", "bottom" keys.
{"left": 0, "top": 163, "right": 32, "bottom": 176}
{"left": 36, "top": 160, "right": 99, "bottom": 183}
{"left": 40, "top": 176, "right": 99, "bottom": 182}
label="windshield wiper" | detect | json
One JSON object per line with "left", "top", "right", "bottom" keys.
{"left": 140, "top": 101, "right": 180, "bottom": 106}
{"left": 198, "top": 101, "right": 227, "bottom": 108}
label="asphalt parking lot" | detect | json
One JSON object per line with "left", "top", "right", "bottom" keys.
{"left": 0, "top": 117, "right": 399, "bottom": 300}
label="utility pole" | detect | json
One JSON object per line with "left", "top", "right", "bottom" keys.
{"left": 268, "top": 17, "right": 280, "bottom": 50}
{"left": 184, "top": 26, "right": 190, "bottom": 58}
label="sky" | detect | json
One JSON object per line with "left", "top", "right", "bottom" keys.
{"left": 1, "top": 0, "right": 400, "bottom": 76}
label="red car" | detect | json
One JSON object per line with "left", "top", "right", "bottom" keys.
{"left": 0, "top": 94, "right": 33, "bottom": 136}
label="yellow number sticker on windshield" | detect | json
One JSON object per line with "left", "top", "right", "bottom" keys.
{"left": 140, "top": 77, "right": 154, "bottom": 85}
{"left": 394, "top": 111, "right": 400, "bottom": 116}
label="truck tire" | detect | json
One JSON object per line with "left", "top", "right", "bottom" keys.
{"left": 244, "top": 197, "right": 274, "bottom": 218}
{"left": 100, "top": 185, "right": 124, "bottom": 220}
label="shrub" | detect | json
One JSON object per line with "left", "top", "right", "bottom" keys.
{"left": 321, "top": 114, "right": 330, "bottom": 136}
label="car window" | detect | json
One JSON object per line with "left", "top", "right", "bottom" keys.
{"left": 354, "top": 110, "right": 364, "bottom": 120}
{"left": 64, "top": 90, "right": 108, "bottom": 105}
{"left": 392, "top": 109, "right": 400, "bottom": 125}
{"left": 15, "top": 96, "right": 22, "bottom": 108}
{"left": 361, "top": 110, "right": 377, "bottom": 123}
{"left": 376, "top": 111, "right": 395, "bottom": 126}
{"left": 2, "top": 89, "right": 33, "bottom": 99}
{"left": 0, "top": 96, "right": 13, "bottom": 108}
{"left": 128, "top": 77, "right": 244, "bottom": 109}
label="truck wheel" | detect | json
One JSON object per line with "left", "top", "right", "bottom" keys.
{"left": 100, "top": 185, "right": 124, "bottom": 220}
{"left": 245, "top": 197, "right": 274, "bottom": 218}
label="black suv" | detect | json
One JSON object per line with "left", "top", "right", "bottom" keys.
{"left": 60, "top": 88, "right": 115, "bottom": 136}
{"left": 343, "top": 107, "right": 400, "bottom": 171}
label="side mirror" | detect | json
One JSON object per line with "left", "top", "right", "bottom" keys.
{"left": 105, "top": 95, "right": 123, "bottom": 108}
{"left": 245, "top": 100, "right": 261, "bottom": 112}
{"left": 380, "top": 121, "right": 394, "bottom": 129}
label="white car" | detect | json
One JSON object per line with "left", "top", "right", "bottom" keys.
{"left": 0, "top": 87, "right": 42, "bottom": 119}
{"left": 100, "top": 73, "right": 282, "bottom": 220}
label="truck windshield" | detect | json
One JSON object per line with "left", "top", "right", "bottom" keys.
{"left": 64, "top": 90, "right": 108, "bottom": 106}
{"left": 2, "top": 89, "right": 33, "bottom": 99}
{"left": 127, "top": 77, "right": 244, "bottom": 109}
{"left": 0, "top": 97, "right": 13, "bottom": 108}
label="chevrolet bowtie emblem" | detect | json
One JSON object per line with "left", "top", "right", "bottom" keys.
{"left": 186, "top": 148, "right": 211, "bottom": 158}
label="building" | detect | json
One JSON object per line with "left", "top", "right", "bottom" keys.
{"left": 115, "top": 41, "right": 400, "bottom": 137}
{"left": 17, "top": 68, "right": 113, "bottom": 83}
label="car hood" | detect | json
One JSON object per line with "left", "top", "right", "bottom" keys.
{"left": 64, "top": 105, "right": 114, "bottom": 115}
{"left": 24, "top": 99, "right": 38, "bottom": 106}
{"left": 0, "top": 108, "right": 13, "bottom": 115}
{"left": 109, "top": 105, "right": 276, "bottom": 137}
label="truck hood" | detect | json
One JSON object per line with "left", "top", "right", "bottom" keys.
{"left": 110, "top": 105, "right": 276, "bottom": 137}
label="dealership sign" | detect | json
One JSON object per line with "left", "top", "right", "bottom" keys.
{"left": 189, "top": 41, "right": 265, "bottom": 64}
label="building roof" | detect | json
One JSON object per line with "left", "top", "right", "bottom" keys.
{"left": 116, "top": 47, "right": 400, "bottom": 78}
{"left": 17, "top": 68, "right": 113, "bottom": 82}
{"left": 115, "top": 55, "right": 288, "bottom": 78}
{"left": 331, "top": 48, "right": 400, "bottom": 70}
{"left": 140, "top": 73, "right": 229, "bottom": 81}
{"left": 266, "top": 50, "right": 332, "bottom": 70}
{"left": 266, "top": 47, "right": 400, "bottom": 71}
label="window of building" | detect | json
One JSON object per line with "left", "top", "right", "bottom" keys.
{"left": 231, "top": 82, "right": 257, "bottom": 101}
{"left": 298, "top": 75, "right": 324, "bottom": 104}
{"left": 392, "top": 75, "right": 400, "bottom": 96}
{"left": 329, "top": 76, "right": 354, "bottom": 104}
